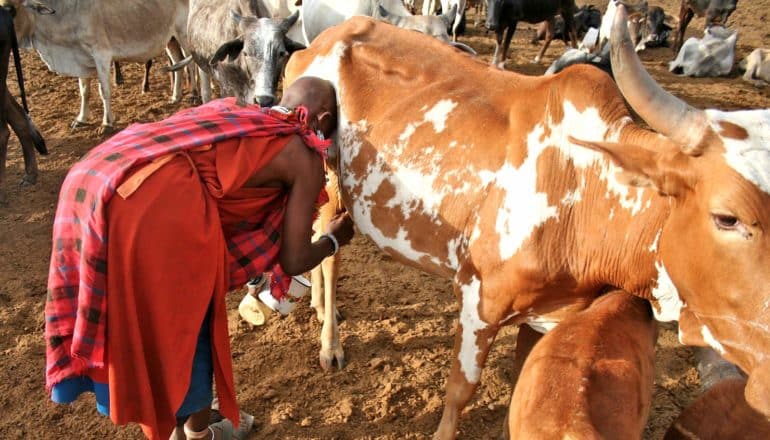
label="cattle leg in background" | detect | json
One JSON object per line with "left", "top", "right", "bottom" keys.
{"left": 491, "top": 21, "right": 514, "bottom": 68}
{"left": 113, "top": 61, "right": 124, "bottom": 86}
{"left": 673, "top": 1, "right": 695, "bottom": 53}
{"left": 310, "top": 169, "right": 346, "bottom": 370}
{"left": 142, "top": 59, "right": 152, "bottom": 93}
{"left": 506, "top": 292, "right": 656, "bottom": 439}
{"left": 0, "top": 5, "right": 46, "bottom": 205}
{"left": 73, "top": 58, "right": 116, "bottom": 134}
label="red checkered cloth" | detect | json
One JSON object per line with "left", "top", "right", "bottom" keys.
{"left": 45, "top": 98, "right": 330, "bottom": 389}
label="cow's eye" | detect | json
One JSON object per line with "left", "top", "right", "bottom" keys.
{"left": 712, "top": 213, "right": 740, "bottom": 230}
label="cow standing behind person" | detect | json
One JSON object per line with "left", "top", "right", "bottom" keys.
{"left": 285, "top": 6, "right": 770, "bottom": 438}
{"left": 673, "top": 0, "right": 738, "bottom": 53}
{"left": 505, "top": 291, "right": 656, "bottom": 439}
{"left": 301, "top": 0, "right": 465, "bottom": 45}
{"left": 113, "top": 38, "right": 191, "bottom": 101}
{"left": 180, "top": 0, "right": 304, "bottom": 107}
{"left": 486, "top": 0, "right": 578, "bottom": 66}
{"left": 0, "top": 2, "right": 45, "bottom": 206}
{"left": 1, "top": 0, "right": 189, "bottom": 135}
{"left": 421, "top": 0, "right": 466, "bottom": 42}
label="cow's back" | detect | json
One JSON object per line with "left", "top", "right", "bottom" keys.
{"left": 286, "top": 17, "right": 635, "bottom": 278}
{"left": 508, "top": 292, "right": 657, "bottom": 439}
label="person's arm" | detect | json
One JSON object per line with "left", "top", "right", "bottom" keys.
{"left": 258, "top": 136, "right": 352, "bottom": 275}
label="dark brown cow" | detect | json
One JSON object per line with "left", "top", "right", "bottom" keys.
{"left": 486, "top": 0, "right": 578, "bottom": 66}
{"left": 0, "top": 3, "right": 46, "bottom": 206}
{"left": 285, "top": 6, "right": 770, "bottom": 439}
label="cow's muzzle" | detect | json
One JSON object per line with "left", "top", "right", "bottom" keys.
{"left": 256, "top": 95, "right": 275, "bottom": 107}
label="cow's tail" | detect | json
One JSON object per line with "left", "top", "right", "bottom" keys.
{"left": 7, "top": 14, "right": 45, "bottom": 154}
{"left": 9, "top": 15, "right": 28, "bottom": 114}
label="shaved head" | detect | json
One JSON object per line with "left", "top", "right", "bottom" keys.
{"left": 281, "top": 77, "right": 338, "bottom": 137}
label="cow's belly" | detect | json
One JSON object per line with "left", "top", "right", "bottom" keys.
{"left": 33, "top": 43, "right": 95, "bottom": 77}
{"left": 335, "top": 130, "right": 474, "bottom": 280}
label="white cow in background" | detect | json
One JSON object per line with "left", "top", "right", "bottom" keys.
{"left": 740, "top": 48, "right": 770, "bottom": 86}
{"left": 2, "top": 0, "right": 189, "bottom": 134}
{"left": 669, "top": 26, "right": 737, "bottom": 77}
{"left": 261, "top": 0, "right": 307, "bottom": 44}
{"left": 302, "top": 0, "right": 467, "bottom": 45}
{"left": 422, "top": 0, "right": 466, "bottom": 41}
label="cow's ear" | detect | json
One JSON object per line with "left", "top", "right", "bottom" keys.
{"left": 210, "top": 38, "right": 245, "bottom": 65}
{"left": 569, "top": 136, "right": 690, "bottom": 196}
{"left": 284, "top": 37, "right": 305, "bottom": 53}
{"left": 23, "top": 0, "right": 54, "bottom": 14}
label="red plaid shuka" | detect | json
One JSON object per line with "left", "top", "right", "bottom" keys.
{"left": 45, "top": 98, "right": 330, "bottom": 389}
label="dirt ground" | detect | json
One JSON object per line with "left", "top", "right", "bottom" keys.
{"left": 1, "top": 1, "right": 769, "bottom": 439}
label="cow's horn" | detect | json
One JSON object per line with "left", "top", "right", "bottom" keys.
{"left": 280, "top": 10, "right": 300, "bottom": 32}
{"left": 610, "top": 5, "right": 709, "bottom": 151}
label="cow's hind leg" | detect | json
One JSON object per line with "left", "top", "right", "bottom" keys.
{"left": 5, "top": 95, "right": 42, "bottom": 186}
{"left": 113, "top": 61, "right": 124, "bottom": 86}
{"left": 500, "top": 24, "right": 516, "bottom": 67}
{"left": 434, "top": 271, "right": 504, "bottom": 440}
{"left": 142, "top": 60, "right": 153, "bottom": 94}
{"left": 72, "top": 77, "right": 91, "bottom": 129}
{"left": 0, "top": 120, "right": 9, "bottom": 206}
{"left": 166, "top": 38, "right": 185, "bottom": 103}
{"left": 94, "top": 55, "right": 115, "bottom": 134}
{"left": 534, "top": 19, "right": 555, "bottom": 63}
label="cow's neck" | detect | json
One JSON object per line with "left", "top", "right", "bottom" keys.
{"left": 569, "top": 126, "right": 678, "bottom": 319}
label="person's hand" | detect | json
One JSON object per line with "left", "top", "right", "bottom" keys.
{"left": 326, "top": 212, "right": 354, "bottom": 247}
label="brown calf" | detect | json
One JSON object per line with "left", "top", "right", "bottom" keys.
{"left": 505, "top": 291, "right": 657, "bottom": 439}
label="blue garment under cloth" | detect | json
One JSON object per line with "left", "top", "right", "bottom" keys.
{"left": 51, "top": 310, "right": 213, "bottom": 418}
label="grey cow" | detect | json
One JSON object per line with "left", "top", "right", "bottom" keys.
{"left": 2, "top": 0, "right": 189, "bottom": 134}
{"left": 181, "top": 0, "right": 304, "bottom": 106}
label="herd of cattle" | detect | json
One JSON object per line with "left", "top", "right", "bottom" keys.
{"left": 2, "top": 0, "right": 770, "bottom": 438}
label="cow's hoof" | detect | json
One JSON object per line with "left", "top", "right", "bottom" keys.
{"left": 98, "top": 125, "right": 115, "bottom": 136}
{"left": 319, "top": 347, "right": 345, "bottom": 371}
{"left": 168, "top": 96, "right": 182, "bottom": 104}
{"left": 188, "top": 96, "right": 202, "bottom": 106}
{"left": 20, "top": 174, "right": 36, "bottom": 186}
{"left": 532, "top": 56, "right": 542, "bottom": 64}
{"left": 496, "top": 62, "right": 506, "bottom": 69}
{"left": 70, "top": 120, "right": 89, "bottom": 130}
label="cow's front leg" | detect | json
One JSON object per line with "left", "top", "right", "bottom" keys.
{"left": 71, "top": 77, "right": 91, "bottom": 129}
{"left": 94, "top": 56, "right": 115, "bottom": 135}
{"left": 434, "top": 274, "right": 502, "bottom": 440}
{"left": 319, "top": 252, "right": 344, "bottom": 370}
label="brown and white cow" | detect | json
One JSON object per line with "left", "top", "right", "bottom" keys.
{"left": 505, "top": 290, "right": 657, "bottom": 439}
{"left": 284, "top": 5, "right": 770, "bottom": 438}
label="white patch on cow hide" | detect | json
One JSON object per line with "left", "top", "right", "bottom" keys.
{"left": 423, "top": 99, "right": 457, "bottom": 133}
{"left": 707, "top": 109, "right": 770, "bottom": 197}
{"left": 651, "top": 261, "right": 683, "bottom": 322}
{"left": 459, "top": 275, "right": 486, "bottom": 383}
{"left": 527, "top": 315, "right": 559, "bottom": 334}
{"left": 701, "top": 325, "right": 726, "bottom": 354}
{"left": 482, "top": 102, "right": 643, "bottom": 261}
{"left": 648, "top": 230, "right": 662, "bottom": 253}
